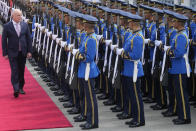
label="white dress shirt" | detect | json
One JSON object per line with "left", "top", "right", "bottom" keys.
{"left": 12, "top": 20, "right": 21, "bottom": 51}
{"left": 12, "top": 20, "right": 21, "bottom": 36}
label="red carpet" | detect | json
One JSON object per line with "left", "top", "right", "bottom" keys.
{"left": 0, "top": 35, "right": 72, "bottom": 130}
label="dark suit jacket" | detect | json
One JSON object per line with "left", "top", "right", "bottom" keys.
{"left": 2, "top": 21, "right": 32, "bottom": 57}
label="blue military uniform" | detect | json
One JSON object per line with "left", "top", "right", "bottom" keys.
{"left": 150, "top": 8, "right": 167, "bottom": 110}
{"left": 117, "top": 13, "right": 145, "bottom": 127}
{"left": 102, "top": 9, "right": 118, "bottom": 106}
{"left": 166, "top": 12, "right": 191, "bottom": 124}
{"left": 121, "top": 30, "right": 145, "bottom": 127}
{"left": 146, "top": 21, "right": 156, "bottom": 102}
{"left": 166, "top": 26, "right": 178, "bottom": 115}
{"left": 77, "top": 30, "right": 87, "bottom": 119}
{"left": 96, "top": 6, "right": 111, "bottom": 101}
{"left": 117, "top": 11, "right": 133, "bottom": 118}
{"left": 76, "top": 15, "right": 99, "bottom": 129}
{"left": 139, "top": 5, "right": 157, "bottom": 103}
{"left": 188, "top": 19, "right": 196, "bottom": 102}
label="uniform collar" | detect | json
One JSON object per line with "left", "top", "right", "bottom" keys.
{"left": 178, "top": 29, "right": 185, "bottom": 33}
{"left": 87, "top": 32, "right": 94, "bottom": 36}
{"left": 133, "top": 30, "right": 141, "bottom": 34}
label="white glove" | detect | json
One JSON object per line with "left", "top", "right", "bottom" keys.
{"left": 22, "top": 16, "right": 26, "bottom": 20}
{"left": 110, "top": 44, "right": 118, "bottom": 51}
{"left": 116, "top": 48, "right": 124, "bottom": 55}
{"left": 52, "top": 34, "right": 58, "bottom": 40}
{"left": 96, "top": 35, "right": 103, "bottom": 41}
{"left": 40, "top": 26, "right": 45, "bottom": 31}
{"left": 72, "top": 49, "right": 79, "bottom": 55}
{"left": 164, "top": 45, "right": 171, "bottom": 52}
{"left": 68, "top": 44, "right": 74, "bottom": 50}
{"left": 61, "top": 41, "right": 67, "bottom": 47}
{"left": 47, "top": 31, "right": 52, "bottom": 37}
{"left": 144, "top": 39, "right": 150, "bottom": 44}
{"left": 56, "top": 38, "right": 62, "bottom": 44}
{"left": 24, "top": 18, "right": 29, "bottom": 23}
{"left": 38, "top": 24, "right": 41, "bottom": 28}
{"left": 44, "top": 29, "right": 48, "bottom": 33}
{"left": 34, "top": 23, "right": 38, "bottom": 27}
{"left": 105, "top": 40, "right": 112, "bottom": 46}
{"left": 155, "top": 40, "right": 162, "bottom": 47}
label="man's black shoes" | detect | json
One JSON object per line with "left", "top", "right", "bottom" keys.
{"left": 80, "top": 123, "right": 98, "bottom": 130}
{"left": 19, "top": 89, "right": 25, "bottom": 94}
{"left": 172, "top": 118, "right": 191, "bottom": 125}
{"left": 14, "top": 91, "right": 19, "bottom": 98}
{"left": 129, "top": 121, "right": 145, "bottom": 128}
{"left": 74, "top": 115, "right": 86, "bottom": 122}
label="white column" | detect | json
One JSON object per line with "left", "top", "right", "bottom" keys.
{"left": 180, "top": 0, "right": 191, "bottom": 6}
{"left": 174, "top": 0, "right": 179, "bottom": 5}
{"left": 127, "top": 0, "right": 134, "bottom": 4}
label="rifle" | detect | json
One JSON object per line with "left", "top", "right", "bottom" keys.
{"left": 107, "top": 23, "right": 116, "bottom": 79}
{"left": 160, "top": 15, "right": 171, "bottom": 84}
{"left": 65, "top": 12, "right": 74, "bottom": 81}
{"left": 41, "top": 4, "right": 49, "bottom": 57}
{"left": 188, "top": 19, "right": 194, "bottom": 61}
{"left": 53, "top": 19, "right": 63, "bottom": 71}
{"left": 151, "top": 14, "right": 162, "bottom": 78}
{"left": 69, "top": 14, "right": 79, "bottom": 89}
{"left": 142, "top": 18, "right": 150, "bottom": 77}
{"left": 112, "top": 24, "right": 123, "bottom": 89}
{"left": 103, "top": 10, "right": 111, "bottom": 73}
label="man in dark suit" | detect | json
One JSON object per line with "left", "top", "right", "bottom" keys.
{"left": 2, "top": 9, "right": 32, "bottom": 98}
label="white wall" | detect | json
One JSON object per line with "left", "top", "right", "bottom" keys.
{"left": 180, "top": 0, "right": 191, "bottom": 6}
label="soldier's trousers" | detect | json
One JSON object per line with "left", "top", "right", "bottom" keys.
{"left": 168, "top": 74, "right": 177, "bottom": 113}
{"left": 172, "top": 74, "right": 191, "bottom": 120}
{"left": 122, "top": 76, "right": 132, "bottom": 115}
{"left": 80, "top": 78, "right": 98, "bottom": 126}
{"left": 125, "top": 77, "right": 145, "bottom": 123}
{"left": 147, "top": 62, "right": 155, "bottom": 100}
{"left": 154, "top": 76, "right": 167, "bottom": 106}
{"left": 188, "top": 61, "right": 196, "bottom": 99}
{"left": 114, "top": 88, "right": 123, "bottom": 109}
{"left": 79, "top": 78, "right": 87, "bottom": 117}
{"left": 95, "top": 72, "right": 105, "bottom": 92}
{"left": 103, "top": 73, "right": 109, "bottom": 95}
{"left": 141, "top": 76, "right": 148, "bottom": 96}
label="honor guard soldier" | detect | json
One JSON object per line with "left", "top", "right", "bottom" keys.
{"left": 189, "top": 8, "right": 196, "bottom": 107}
{"left": 140, "top": 5, "right": 156, "bottom": 104}
{"left": 150, "top": 7, "right": 168, "bottom": 111}
{"left": 97, "top": 6, "right": 111, "bottom": 101}
{"left": 161, "top": 9, "right": 178, "bottom": 117}
{"left": 28, "top": 0, "right": 40, "bottom": 66}
{"left": 182, "top": 6, "right": 196, "bottom": 104}
{"left": 72, "top": 14, "right": 99, "bottom": 129}
{"left": 103, "top": 8, "right": 118, "bottom": 106}
{"left": 115, "top": 9, "right": 133, "bottom": 119}
{"left": 115, "top": 12, "right": 145, "bottom": 128}
{"left": 163, "top": 12, "right": 191, "bottom": 125}
{"left": 73, "top": 13, "right": 88, "bottom": 122}
{"left": 57, "top": 7, "right": 74, "bottom": 105}
{"left": 66, "top": 11, "right": 82, "bottom": 115}
{"left": 110, "top": 9, "right": 126, "bottom": 114}
{"left": 62, "top": 7, "right": 76, "bottom": 109}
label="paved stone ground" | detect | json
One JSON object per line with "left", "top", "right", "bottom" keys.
{"left": 0, "top": 23, "right": 196, "bottom": 131}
